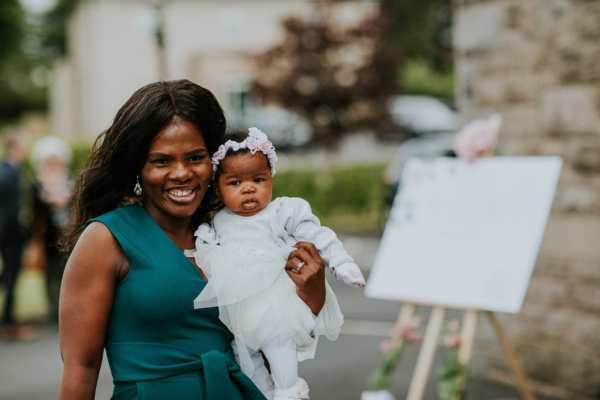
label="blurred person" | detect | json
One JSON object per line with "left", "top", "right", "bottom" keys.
{"left": 0, "top": 134, "right": 33, "bottom": 340}
{"left": 59, "top": 80, "right": 330, "bottom": 399}
{"left": 31, "top": 136, "right": 73, "bottom": 322}
{"left": 193, "top": 128, "right": 365, "bottom": 399}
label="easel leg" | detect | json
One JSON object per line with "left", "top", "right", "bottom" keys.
{"left": 458, "top": 309, "right": 478, "bottom": 364}
{"left": 485, "top": 311, "right": 536, "bottom": 400}
{"left": 407, "top": 306, "right": 445, "bottom": 400}
{"left": 392, "top": 303, "right": 416, "bottom": 334}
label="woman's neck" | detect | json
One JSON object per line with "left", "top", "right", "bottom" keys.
{"left": 144, "top": 204, "right": 195, "bottom": 249}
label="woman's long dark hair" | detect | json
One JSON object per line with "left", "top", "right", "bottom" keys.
{"left": 62, "top": 80, "right": 226, "bottom": 252}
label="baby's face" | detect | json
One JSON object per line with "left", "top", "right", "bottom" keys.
{"left": 217, "top": 152, "right": 273, "bottom": 216}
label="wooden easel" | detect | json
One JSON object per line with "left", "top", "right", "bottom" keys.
{"left": 390, "top": 303, "right": 536, "bottom": 400}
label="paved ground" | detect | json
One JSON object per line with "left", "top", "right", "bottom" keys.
{"left": 0, "top": 235, "right": 557, "bottom": 400}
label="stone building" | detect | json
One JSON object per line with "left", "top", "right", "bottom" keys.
{"left": 454, "top": 1, "right": 600, "bottom": 399}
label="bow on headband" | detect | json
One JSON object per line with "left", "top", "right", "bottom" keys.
{"left": 211, "top": 127, "right": 278, "bottom": 175}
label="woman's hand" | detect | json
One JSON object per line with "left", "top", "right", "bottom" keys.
{"left": 285, "top": 241, "right": 326, "bottom": 315}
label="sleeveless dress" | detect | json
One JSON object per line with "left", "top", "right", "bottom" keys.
{"left": 91, "top": 204, "right": 266, "bottom": 400}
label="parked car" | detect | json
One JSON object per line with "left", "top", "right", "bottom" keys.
{"left": 383, "top": 132, "right": 457, "bottom": 208}
{"left": 228, "top": 105, "right": 313, "bottom": 149}
{"left": 388, "top": 95, "right": 458, "bottom": 136}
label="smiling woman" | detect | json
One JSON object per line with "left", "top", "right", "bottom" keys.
{"left": 141, "top": 118, "right": 213, "bottom": 226}
{"left": 57, "top": 80, "right": 330, "bottom": 400}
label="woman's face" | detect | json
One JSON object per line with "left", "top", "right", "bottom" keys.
{"left": 140, "top": 118, "right": 212, "bottom": 226}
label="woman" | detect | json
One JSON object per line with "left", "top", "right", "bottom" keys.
{"left": 31, "top": 136, "right": 73, "bottom": 322}
{"left": 59, "top": 80, "right": 327, "bottom": 400}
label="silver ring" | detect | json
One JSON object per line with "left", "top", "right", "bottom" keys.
{"left": 292, "top": 260, "right": 305, "bottom": 273}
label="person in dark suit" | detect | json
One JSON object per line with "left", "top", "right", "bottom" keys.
{"left": 0, "top": 134, "right": 31, "bottom": 340}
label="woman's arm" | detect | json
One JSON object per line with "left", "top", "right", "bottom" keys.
{"left": 285, "top": 241, "right": 326, "bottom": 315}
{"left": 59, "top": 222, "right": 125, "bottom": 399}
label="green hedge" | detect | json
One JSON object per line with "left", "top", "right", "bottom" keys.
{"left": 400, "top": 58, "right": 455, "bottom": 104}
{"left": 70, "top": 140, "right": 94, "bottom": 174}
{"left": 274, "top": 164, "right": 386, "bottom": 233}
{"left": 32, "top": 139, "right": 386, "bottom": 233}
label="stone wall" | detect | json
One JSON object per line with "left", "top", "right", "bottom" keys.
{"left": 453, "top": 1, "right": 600, "bottom": 398}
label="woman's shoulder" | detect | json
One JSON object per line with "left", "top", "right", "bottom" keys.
{"left": 91, "top": 203, "right": 141, "bottom": 224}
{"left": 71, "top": 220, "right": 127, "bottom": 273}
{"left": 80, "top": 220, "right": 118, "bottom": 246}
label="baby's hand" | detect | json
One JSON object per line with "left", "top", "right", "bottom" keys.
{"left": 333, "top": 263, "right": 366, "bottom": 288}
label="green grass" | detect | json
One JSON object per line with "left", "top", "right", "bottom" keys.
{"left": 0, "top": 268, "right": 49, "bottom": 322}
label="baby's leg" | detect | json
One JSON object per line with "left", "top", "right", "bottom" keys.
{"left": 261, "top": 336, "right": 298, "bottom": 390}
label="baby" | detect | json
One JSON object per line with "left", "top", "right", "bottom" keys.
{"left": 193, "top": 128, "right": 365, "bottom": 400}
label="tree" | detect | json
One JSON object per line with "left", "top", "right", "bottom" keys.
{"left": 0, "top": 0, "right": 82, "bottom": 124}
{"left": 383, "top": 0, "right": 453, "bottom": 72}
{"left": 0, "top": 0, "right": 32, "bottom": 122}
{"left": 40, "top": 0, "right": 80, "bottom": 58}
{"left": 0, "top": 0, "right": 25, "bottom": 62}
{"left": 251, "top": 2, "right": 403, "bottom": 145}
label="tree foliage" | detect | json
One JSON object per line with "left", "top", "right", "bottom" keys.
{"left": 0, "top": 0, "right": 25, "bottom": 62}
{"left": 383, "top": 0, "right": 453, "bottom": 71}
{"left": 40, "top": 0, "right": 80, "bottom": 58}
{"left": 251, "top": 2, "right": 402, "bottom": 144}
{"left": 0, "top": 0, "right": 33, "bottom": 122}
{"left": 0, "top": 0, "right": 80, "bottom": 124}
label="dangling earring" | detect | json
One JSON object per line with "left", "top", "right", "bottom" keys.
{"left": 134, "top": 175, "right": 143, "bottom": 196}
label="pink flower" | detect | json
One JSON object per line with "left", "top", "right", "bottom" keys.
{"left": 380, "top": 339, "right": 394, "bottom": 353}
{"left": 442, "top": 319, "right": 462, "bottom": 349}
{"left": 453, "top": 114, "right": 502, "bottom": 161}
{"left": 389, "top": 315, "right": 422, "bottom": 343}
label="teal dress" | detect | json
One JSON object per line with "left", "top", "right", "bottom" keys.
{"left": 91, "top": 204, "right": 266, "bottom": 400}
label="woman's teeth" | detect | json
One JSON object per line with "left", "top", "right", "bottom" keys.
{"left": 167, "top": 189, "right": 196, "bottom": 203}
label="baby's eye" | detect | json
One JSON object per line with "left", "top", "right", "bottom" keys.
{"left": 228, "top": 180, "right": 241, "bottom": 186}
{"left": 254, "top": 177, "right": 265, "bottom": 183}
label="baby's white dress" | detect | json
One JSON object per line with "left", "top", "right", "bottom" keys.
{"left": 193, "top": 197, "right": 359, "bottom": 377}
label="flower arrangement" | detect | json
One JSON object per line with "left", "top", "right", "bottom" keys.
{"left": 453, "top": 114, "right": 502, "bottom": 160}
{"left": 438, "top": 320, "right": 468, "bottom": 400}
{"left": 361, "top": 314, "right": 422, "bottom": 400}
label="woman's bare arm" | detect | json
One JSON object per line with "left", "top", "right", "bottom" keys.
{"left": 59, "top": 222, "right": 125, "bottom": 399}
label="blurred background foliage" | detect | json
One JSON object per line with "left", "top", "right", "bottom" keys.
{"left": 251, "top": 2, "right": 403, "bottom": 144}
{"left": 0, "top": 0, "right": 77, "bottom": 124}
{"left": 383, "top": 0, "right": 453, "bottom": 73}
{"left": 0, "top": 0, "right": 451, "bottom": 231}
{"left": 400, "top": 59, "right": 454, "bottom": 104}
{"left": 72, "top": 143, "right": 386, "bottom": 233}
{"left": 0, "top": 0, "right": 453, "bottom": 127}
{"left": 273, "top": 164, "right": 386, "bottom": 233}
{"left": 251, "top": 0, "right": 453, "bottom": 144}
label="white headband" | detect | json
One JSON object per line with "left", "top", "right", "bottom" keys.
{"left": 212, "top": 127, "right": 278, "bottom": 176}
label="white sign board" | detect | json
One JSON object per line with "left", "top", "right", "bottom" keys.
{"left": 365, "top": 157, "right": 562, "bottom": 313}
